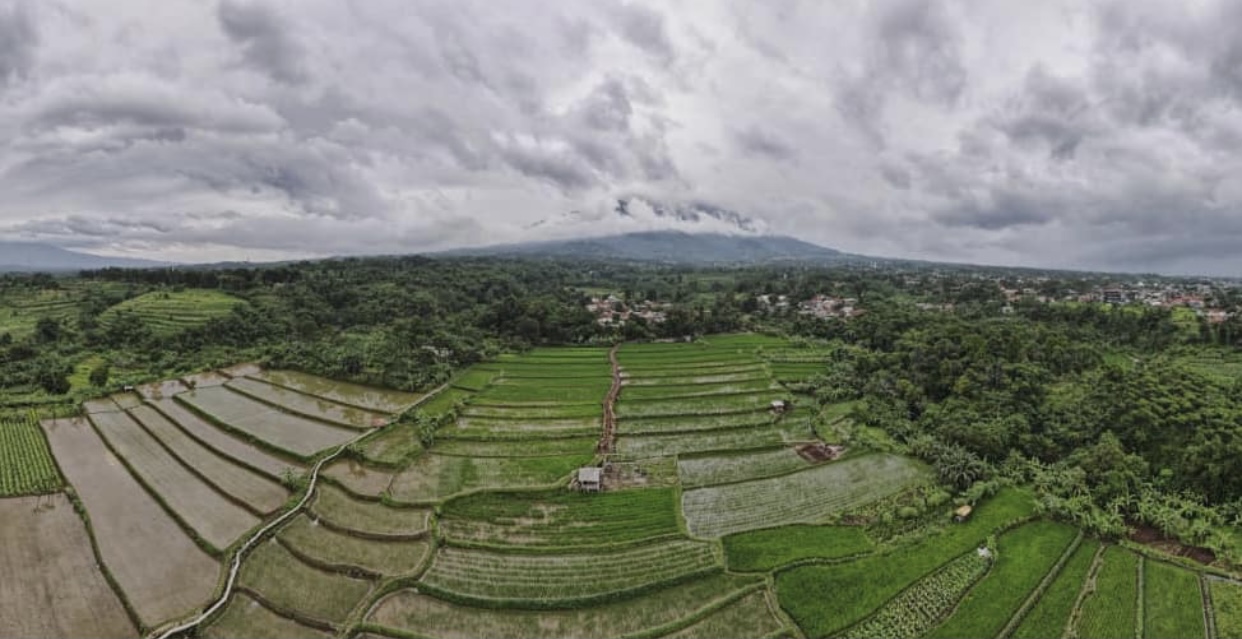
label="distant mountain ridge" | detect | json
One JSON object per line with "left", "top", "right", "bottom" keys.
{"left": 525, "top": 196, "right": 769, "bottom": 237}
{"left": 444, "top": 230, "right": 846, "bottom": 265}
{"left": 0, "top": 242, "right": 170, "bottom": 273}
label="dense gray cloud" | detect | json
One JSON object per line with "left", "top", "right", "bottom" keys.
{"left": 0, "top": 2, "right": 36, "bottom": 86}
{"left": 1, "top": 0, "right": 1241, "bottom": 274}
{"left": 217, "top": 1, "right": 307, "bottom": 85}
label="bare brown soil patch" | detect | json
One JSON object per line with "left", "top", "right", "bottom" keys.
{"left": 137, "top": 379, "right": 189, "bottom": 401}
{"left": 1127, "top": 523, "right": 1218, "bottom": 565}
{"left": 796, "top": 443, "right": 845, "bottom": 463}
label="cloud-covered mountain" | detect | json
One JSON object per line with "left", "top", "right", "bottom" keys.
{"left": 446, "top": 230, "right": 842, "bottom": 265}
{"left": 0, "top": 242, "right": 169, "bottom": 273}
{"left": 524, "top": 197, "right": 767, "bottom": 239}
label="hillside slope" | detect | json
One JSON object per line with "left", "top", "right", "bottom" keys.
{"left": 0, "top": 242, "right": 169, "bottom": 273}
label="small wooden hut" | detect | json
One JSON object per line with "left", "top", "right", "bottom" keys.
{"left": 576, "top": 467, "right": 602, "bottom": 493}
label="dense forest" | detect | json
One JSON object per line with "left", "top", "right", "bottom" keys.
{"left": 3, "top": 255, "right": 1242, "bottom": 559}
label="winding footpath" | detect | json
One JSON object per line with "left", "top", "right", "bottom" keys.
{"left": 597, "top": 343, "right": 623, "bottom": 455}
{"left": 149, "top": 383, "right": 448, "bottom": 639}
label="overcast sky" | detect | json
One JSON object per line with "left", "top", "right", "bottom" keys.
{"left": 1, "top": 1, "right": 1241, "bottom": 274}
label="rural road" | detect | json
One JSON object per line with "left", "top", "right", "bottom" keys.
{"left": 597, "top": 343, "right": 622, "bottom": 455}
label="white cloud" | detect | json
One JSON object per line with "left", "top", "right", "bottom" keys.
{"left": 0, "top": 0, "right": 1240, "bottom": 274}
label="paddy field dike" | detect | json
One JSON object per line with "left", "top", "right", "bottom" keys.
{"left": 0, "top": 333, "right": 1230, "bottom": 638}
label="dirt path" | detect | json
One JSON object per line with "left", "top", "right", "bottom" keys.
{"left": 598, "top": 344, "right": 623, "bottom": 455}
{"left": 149, "top": 383, "right": 449, "bottom": 639}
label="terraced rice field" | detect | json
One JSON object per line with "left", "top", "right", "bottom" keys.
{"left": 322, "top": 459, "right": 395, "bottom": 495}
{"left": 40, "top": 417, "right": 220, "bottom": 628}
{"left": 1143, "top": 560, "right": 1207, "bottom": 639}
{"left": 1012, "top": 538, "right": 1102, "bottom": 639}
{"left": 663, "top": 590, "right": 784, "bottom": 639}
{"left": 226, "top": 377, "right": 387, "bottom": 428}
{"left": 128, "top": 404, "right": 288, "bottom": 514}
{"left": 678, "top": 446, "right": 811, "bottom": 488}
{"left": 924, "top": 521, "right": 1079, "bottom": 638}
{"left": 97, "top": 289, "right": 245, "bottom": 336}
{"left": 148, "top": 398, "right": 302, "bottom": 479}
{"left": 88, "top": 409, "right": 259, "bottom": 550}
{"left": 1076, "top": 546, "right": 1140, "bottom": 639}
{"left": 369, "top": 573, "right": 767, "bottom": 639}
{"left": 777, "top": 487, "right": 1038, "bottom": 638}
{"left": 278, "top": 514, "right": 431, "bottom": 575}
{"left": 16, "top": 336, "right": 1223, "bottom": 639}
{"left": 448, "top": 415, "right": 601, "bottom": 439}
{"left": 439, "top": 488, "right": 680, "bottom": 548}
{"left": 419, "top": 540, "right": 719, "bottom": 605}
{"left": 203, "top": 593, "right": 333, "bottom": 639}
{"left": 238, "top": 540, "right": 373, "bottom": 624}
{"left": 724, "top": 525, "right": 875, "bottom": 571}
{"left": 0, "top": 283, "right": 119, "bottom": 338}
{"left": 177, "top": 386, "right": 357, "bottom": 457}
{"left": 16, "top": 365, "right": 426, "bottom": 635}
{"left": 616, "top": 421, "right": 809, "bottom": 457}
{"left": 841, "top": 550, "right": 991, "bottom": 639}
{"left": 1211, "top": 578, "right": 1242, "bottom": 638}
{"left": 252, "top": 369, "right": 421, "bottom": 412}
{"left": 0, "top": 494, "right": 135, "bottom": 638}
{"left": 311, "top": 484, "right": 431, "bottom": 538}
{"left": 387, "top": 453, "right": 590, "bottom": 501}
{"left": 621, "top": 407, "right": 775, "bottom": 432}
{"left": 682, "top": 453, "right": 930, "bottom": 537}
{"left": 434, "top": 436, "right": 597, "bottom": 458}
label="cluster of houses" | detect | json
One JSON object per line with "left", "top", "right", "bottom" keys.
{"left": 585, "top": 295, "right": 668, "bottom": 326}
{"left": 1013, "top": 283, "right": 1237, "bottom": 323}
{"left": 799, "top": 295, "right": 864, "bottom": 319}
{"left": 1000, "top": 284, "right": 1233, "bottom": 324}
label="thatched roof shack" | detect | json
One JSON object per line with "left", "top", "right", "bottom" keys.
{"left": 954, "top": 504, "right": 973, "bottom": 522}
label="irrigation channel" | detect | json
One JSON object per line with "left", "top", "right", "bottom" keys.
{"left": 597, "top": 343, "right": 623, "bottom": 455}
{"left": 149, "top": 384, "right": 448, "bottom": 639}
